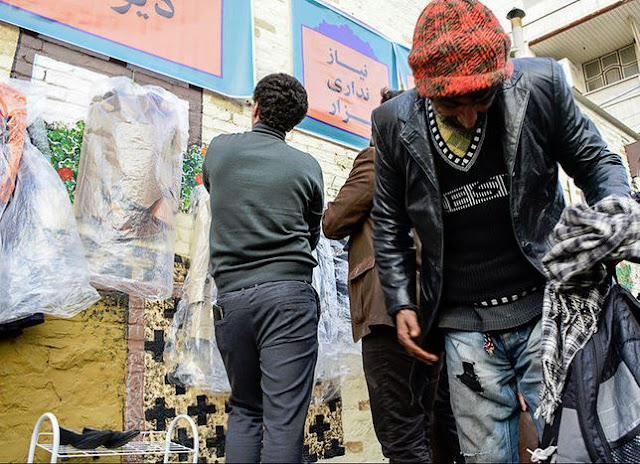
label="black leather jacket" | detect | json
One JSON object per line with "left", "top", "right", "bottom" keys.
{"left": 371, "top": 58, "right": 631, "bottom": 339}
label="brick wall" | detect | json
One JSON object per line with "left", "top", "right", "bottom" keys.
{"left": 12, "top": 31, "right": 203, "bottom": 145}
{"left": 201, "top": 0, "right": 426, "bottom": 200}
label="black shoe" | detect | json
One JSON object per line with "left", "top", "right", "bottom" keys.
{"left": 82, "top": 427, "right": 141, "bottom": 449}
{"left": 59, "top": 427, "right": 111, "bottom": 450}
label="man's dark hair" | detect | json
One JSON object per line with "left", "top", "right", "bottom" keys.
{"left": 380, "top": 88, "right": 404, "bottom": 104}
{"left": 253, "top": 73, "right": 308, "bottom": 132}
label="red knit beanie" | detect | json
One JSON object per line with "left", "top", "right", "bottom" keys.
{"left": 408, "top": 0, "right": 512, "bottom": 99}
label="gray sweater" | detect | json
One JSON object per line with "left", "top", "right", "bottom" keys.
{"left": 203, "top": 122, "right": 324, "bottom": 294}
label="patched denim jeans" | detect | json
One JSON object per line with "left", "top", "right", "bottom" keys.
{"left": 445, "top": 319, "right": 545, "bottom": 463}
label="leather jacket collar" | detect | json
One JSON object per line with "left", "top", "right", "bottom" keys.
{"left": 399, "top": 68, "right": 530, "bottom": 192}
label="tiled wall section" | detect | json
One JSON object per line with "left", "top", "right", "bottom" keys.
{"left": 131, "top": 260, "right": 347, "bottom": 463}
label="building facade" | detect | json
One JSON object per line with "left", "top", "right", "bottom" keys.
{"left": 500, "top": 0, "right": 640, "bottom": 185}
{"left": 1, "top": 1, "right": 639, "bottom": 462}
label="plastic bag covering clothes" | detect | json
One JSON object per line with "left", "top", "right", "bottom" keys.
{"left": 0, "top": 140, "right": 100, "bottom": 324}
{"left": 0, "top": 83, "right": 27, "bottom": 221}
{"left": 312, "top": 234, "right": 359, "bottom": 402}
{"left": 164, "top": 186, "right": 230, "bottom": 393}
{"left": 74, "top": 77, "right": 188, "bottom": 299}
{"left": 331, "top": 238, "right": 356, "bottom": 338}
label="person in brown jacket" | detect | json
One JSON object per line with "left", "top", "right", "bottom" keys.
{"left": 323, "top": 89, "right": 460, "bottom": 463}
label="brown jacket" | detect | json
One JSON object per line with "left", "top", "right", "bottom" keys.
{"left": 323, "top": 147, "right": 393, "bottom": 341}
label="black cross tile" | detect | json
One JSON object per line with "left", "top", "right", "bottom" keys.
{"left": 205, "top": 425, "right": 226, "bottom": 458}
{"left": 309, "top": 414, "right": 331, "bottom": 441}
{"left": 174, "top": 428, "right": 192, "bottom": 462}
{"left": 163, "top": 297, "right": 180, "bottom": 319}
{"left": 145, "top": 397, "right": 176, "bottom": 431}
{"left": 324, "top": 438, "right": 345, "bottom": 459}
{"left": 164, "top": 374, "right": 186, "bottom": 395}
{"left": 187, "top": 395, "right": 217, "bottom": 426}
{"left": 303, "top": 444, "right": 318, "bottom": 462}
{"left": 327, "top": 397, "right": 340, "bottom": 413}
{"left": 145, "top": 330, "right": 165, "bottom": 362}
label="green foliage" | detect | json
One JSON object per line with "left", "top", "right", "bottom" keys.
{"left": 617, "top": 262, "right": 634, "bottom": 291}
{"left": 44, "top": 121, "right": 206, "bottom": 211}
{"left": 46, "top": 121, "right": 84, "bottom": 202}
{"left": 180, "top": 144, "right": 207, "bottom": 212}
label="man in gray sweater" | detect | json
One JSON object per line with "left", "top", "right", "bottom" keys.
{"left": 203, "top": 73, "right": 324, "bottom": 463}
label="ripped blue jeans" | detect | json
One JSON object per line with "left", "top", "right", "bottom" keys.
{"left": 444, "top": 319, "right": 545, "bottom": 463}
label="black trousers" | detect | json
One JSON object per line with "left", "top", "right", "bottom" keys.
{"left": 362, "top": 325, "right": 462, "bottom": 464}
{"left": 215, "top": 281, "right": 319, "bottom": 464}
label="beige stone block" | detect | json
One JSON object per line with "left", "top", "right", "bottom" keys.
{"left": 0, "top": 22, "right": 18, "bottom": 79}
{"left": 345, "top": 441, "right": 364, "bottom": 453}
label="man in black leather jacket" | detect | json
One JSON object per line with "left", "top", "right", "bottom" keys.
{"left": 371, "top": 1, "right": 631, "bottom": 462}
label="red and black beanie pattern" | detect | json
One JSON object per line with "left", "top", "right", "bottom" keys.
{"left": 408, "top": 0, "right": 513, "bottom": 99}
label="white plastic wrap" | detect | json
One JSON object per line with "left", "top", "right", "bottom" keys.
{"left": 164, "top": 186, "right": 230, "bottom": 393}
{"left": 0, "top": 140, "right": 100, "bottom": 324}
{"left": 74, "top": 77, "right": 188, "bottom": 299}
{"left": 312, "top": 234, "right": 360, "bottom": 402}
{"left": 331, "top": 238, "right": 356, "bottom": 343}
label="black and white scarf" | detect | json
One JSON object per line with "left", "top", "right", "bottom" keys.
{"left": 537, "top": 195, "right": 640, "bottom": 424}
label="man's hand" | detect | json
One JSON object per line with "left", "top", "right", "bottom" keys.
{"left": 396, "top": 309, "right": 440, "bottom": 364}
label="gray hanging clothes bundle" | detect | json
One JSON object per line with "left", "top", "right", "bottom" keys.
{"left": 74, "top": 77, "right": 188, "bottom": 299}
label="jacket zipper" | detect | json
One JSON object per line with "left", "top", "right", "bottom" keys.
{"left": 503, "top": 87, "right": 545, "bottom": 276}
{"left": 591, "top": 319, "right": 615, "bottom": 462}
{"left": 434, "top": 198, "right": 444, "bottom": 318}
{"left": 575, "top": 347, "right": 602, "bottom": 462}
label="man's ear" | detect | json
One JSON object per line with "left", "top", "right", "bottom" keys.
{"left": 252, "top": 103, "right": 260, "bottom": 124}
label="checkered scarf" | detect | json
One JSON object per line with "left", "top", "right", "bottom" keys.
{"left": 537, "top": 195, "right": 640, "bottom": 424}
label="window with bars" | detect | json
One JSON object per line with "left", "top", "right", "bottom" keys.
{"left": 583, "top": 44, "right": 639, "bottom": 92}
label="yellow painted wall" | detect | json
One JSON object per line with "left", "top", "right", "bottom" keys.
{"left": 0, "top": 293, "right": 129, "bottom": 463}
{"left": 0, "top": 22, "right": 18, "bottom": 78}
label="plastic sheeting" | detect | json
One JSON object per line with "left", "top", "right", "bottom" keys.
{"left": 75, "top": 77, "right": 188, "bottom": 299}
{"left": 0, "top": 139, "right": 100, "bottom": 324}
{"left": 313, "top": 234, "right": 361, "bottom": 402}
{"left": 164, "top": 186, "right": 230, "bottom": 393}
{"left": 165, "top": 206, "right": 359, "bottom": 397}
{"left": 331, "top": 238, "right": 352, "bottom": 326}
{"left": 0, "top": 82, "right": 27, "bottom": 222}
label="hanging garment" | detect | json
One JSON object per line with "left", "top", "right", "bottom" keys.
{"left": 537, "top": 195, "right": 640, "bottom": 423}
{"left": 537, "top": 284, "right": 640, "bottom": 463}
{"left": 164, "top": 186, "right": 230, "bottom": 393}
{"left": 312, "top": 234, "right": 360, "bottom": 401}
{"left": 74, "top": 77, "right": 188, "bottom": 299}
{"left": 0, "top": 83, "right": 27, "bottom": 221}
{"left": 0, "top": 139, "right": 100, "bottom": 324}
{"left": 531, "top": 195, "right": 640, "bottom": 463}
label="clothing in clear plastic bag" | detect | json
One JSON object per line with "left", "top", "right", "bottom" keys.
{"left": 0, "top": 140, "right": 100, "bottom": 324}
{"left": 164, "top": 186, "right": 230, "bottom": 393}
{"left": 0, "top": 83, "right": 27, "bottom": 222}
{"left": 74, "top": 77, "right": 188, "bottom": 299}
{"left": 313, "top": 234, "right": 359, "bottom": 402}
{"left": 331, "top": 238, "right": 357, "bottom": 341}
